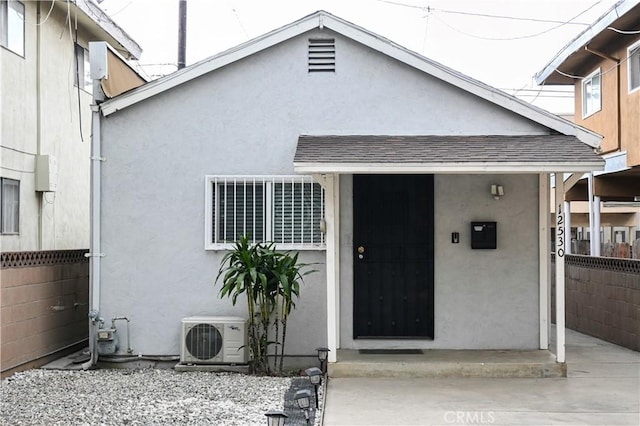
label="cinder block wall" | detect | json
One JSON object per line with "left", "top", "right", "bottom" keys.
{"left": 552, "top": 255, "right": 640, "bottom": 351}
{"left": 1, "top": 251, "right": 89, "bottom": 377}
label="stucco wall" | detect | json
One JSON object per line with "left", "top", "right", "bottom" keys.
{"left": 99, "top": 29, "right": 549, "bottom": 355}
{"left": 1, "top": 2, "right": 91, "bottom": 251}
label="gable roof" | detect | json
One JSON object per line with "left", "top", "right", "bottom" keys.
{"left": 535, "top": 0, "right": 640, "bottom": 85}
{"left": 99, "top": 10, "right": 601, "bottom": 149}
{"left": 294, "top": 135, "right": 604, "bottom": 173}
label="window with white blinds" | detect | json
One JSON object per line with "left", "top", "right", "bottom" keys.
{"left": 1, "top": 177, "right": 19, "bottom": 234}
{"left": 628, "top": 40, "right": 640, "bottom": 93}
{"left": 581, "top": 68, "right": 601, "bottom": 118}
{"left": 205, "top": 176, "right": 325, "bottom": 249}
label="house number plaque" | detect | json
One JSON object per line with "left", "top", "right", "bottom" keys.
{"left": 556, "top": 203, "right": 565, "bottom": 258}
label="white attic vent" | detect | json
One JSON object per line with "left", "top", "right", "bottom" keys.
{"left": 308, "top": 38, "right": 335, "bottom": 72}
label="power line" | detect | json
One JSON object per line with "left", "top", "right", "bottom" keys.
{"left": 514, "top": 94, "right": 574, "bottom": 98}
{"left": 498, "top": 88, "right": 573, "bottom": 92}
{"left": 35, "top": 0, "right": 56, "bottom": 26}
{"left": 607, "top": 27, "right": 640, "bottom": 35}
{"left": 103, "top": 0, "right": 134, "bottom": 18}
{"left": 376, "top": 0, "right": 639, "bottom": 42}
{"left": 430, "top": 1, "right": 603, "bottom": 41}
{"left": 435, "top": 8, "right": 591, "bottom": 26}
{"left": 0, "top": 166, "right": 35, "bottom": 174}
{"left": 554, "top": 48, "right": 636, "bottom": 80}
{"left": 375, "top": 0, "right": 593, "bottom": 26}
{"left": 227, "top": 0, "right": 249, "bottom": 38}
{"left": 375, "top": 0, "right": 424, "bottom": 11}
{"left": 1, "top": 146, "right": 37, "bottom": 156}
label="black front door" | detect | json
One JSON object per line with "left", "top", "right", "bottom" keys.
{"left": 353, "top": 174, "right": 434, "bottom": 338}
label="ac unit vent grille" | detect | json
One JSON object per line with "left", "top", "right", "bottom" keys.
{"left": 180, "top": 317, "right": 248, "bottom": 365}
{"left": 185, "top": 323, "right": 223, "bottom": 360}
{"left": 308, "top": 38, "right": 335, "bottom": 72}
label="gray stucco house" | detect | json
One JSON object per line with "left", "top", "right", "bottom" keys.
{"left": 88, "top": 11, "right": 603, "bottom": 368}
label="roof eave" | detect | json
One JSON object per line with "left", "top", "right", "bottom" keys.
{"left": 100, "top": 13, "right": 322, "bottom": 116}
{"left": 70, "top": 0, "right": 142, "bottom": 60}
{"left": 294, "top": 161, "right": 606, "bottom": 174}
{"left": 535, "top": 0, "right": 637, "bottom": 85}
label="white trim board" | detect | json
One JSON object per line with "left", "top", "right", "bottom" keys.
{"left": 67, "top": 0, "right": 142, "bottom": 59}
{"left": 294, "top": 161, "right": 605, "bottom": 174}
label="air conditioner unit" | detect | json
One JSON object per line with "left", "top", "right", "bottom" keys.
{"left": 180, "top": 316, "right": 248, "bottom": 365}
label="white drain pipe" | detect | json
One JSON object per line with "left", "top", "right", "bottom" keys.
{"left": 588, "top": 173, "right": 595, "bottom": 255}
{"left": 83, "top": 43, "right": 108, "bottom": 370}
{"left": 83, "top": 103, "right": 103, "bottom": 370}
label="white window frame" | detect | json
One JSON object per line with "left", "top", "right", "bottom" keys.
{"left": 1, "top": 177, "right": 19, "bottom": 234}
{"left": 205, "top": 175, "right": 326, "bottom": 250}
{"left": 581, "top": 68, "right": 601, "bottom": 119}
{"left": 628, "top": 39, "right": 640, "bottom": 94}
{"left": 0, "top": 0, "right": 25, "bottom": 57}
{"left": 74, "top": 43, "right": 92, "bottom": 92}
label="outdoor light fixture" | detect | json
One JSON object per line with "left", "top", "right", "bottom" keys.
{"left": 294, "top": 389, "right": 313, "bottom": 425}
{"left": 316, "top": 346, "right": 330, "bottom": 373}
{"left": 305, "top": 367, "right": 323, "bottom": 409}
{"left": 294, "top": 388, "right": 312, "bottom": 409}
{"left": 264, "top": 410, "right": 288, "bottom": 426}
{"left": 491, "top": 184, "right": 505, "bottom": 200}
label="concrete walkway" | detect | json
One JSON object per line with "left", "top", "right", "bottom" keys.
{"left": 323, "top": 329, "right": 639, "bottom": 425}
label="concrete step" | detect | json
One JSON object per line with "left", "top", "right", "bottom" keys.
{"left": 328, "top": 349, "right": 566, "bottom": 378}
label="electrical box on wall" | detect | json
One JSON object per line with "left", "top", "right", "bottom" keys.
{"left": 471, "top": 221, "right": 497, "bottom": 249}
{"left": 35, "top": 155, "right": 58, "bottom": 192}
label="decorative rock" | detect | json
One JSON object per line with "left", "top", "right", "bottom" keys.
{"left": 1, "top": 370, "right": 293, "bottom": 425}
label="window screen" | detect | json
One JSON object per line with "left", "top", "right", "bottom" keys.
{"left": 206, "top": 176, "right": 325, "bottom": 249}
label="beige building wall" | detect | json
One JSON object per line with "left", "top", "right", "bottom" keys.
{"left": 1, "top": 1, "right": 93, "bottom": 252}
{"left": 1, "top": 251, "right": 89, "bottom": 378}
{"left": 573, "top": 34, "right": 640, "bottom": 164}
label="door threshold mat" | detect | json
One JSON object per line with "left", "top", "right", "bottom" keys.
{"left": 359, "top": 349, "right": 424, "bottom": 355}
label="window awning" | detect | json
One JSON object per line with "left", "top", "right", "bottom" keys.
{"left": 293, "top": 135, "right": 605, "bottom": 174}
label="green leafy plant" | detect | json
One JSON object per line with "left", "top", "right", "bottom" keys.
{"left": 216, "top": 235, "right": 315, "bottom": 374}
{"left": 272, "top": 251, "right": 315, "bottom": 372}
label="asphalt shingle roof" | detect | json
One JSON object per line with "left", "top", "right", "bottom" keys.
{"left": 294, "top": 135, "right": 602, "bottom": 165}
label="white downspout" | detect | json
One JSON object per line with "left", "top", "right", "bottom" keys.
{"left": 588, "top": 173, "right": 595, "bottom": 255}
{"left": 539, "top": 174, "right": 549, "bottom": 350}
{"left": 83, "top": 42, "right": 108, "bottom": 370}
{"left": 83, "top": 104, "right": 103, "bottom": 370}
{"left": 564, "top": 201, "right": 571, "bottom": 254}
{"left": 593, "top": 196, "right": 601, "bottom": 256}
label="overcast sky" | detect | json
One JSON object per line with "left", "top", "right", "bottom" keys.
{"left": 97, "top": 0, "right": 622, "bottom": 113}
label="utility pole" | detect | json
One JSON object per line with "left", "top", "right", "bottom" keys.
{"left": 178, "top": 0, "right": 187, "bottom": 69}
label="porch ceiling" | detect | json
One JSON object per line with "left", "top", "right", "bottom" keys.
{"left": 294, "top": 135, "right": 604, "bottom": 174}
{"left": 565, "top": 166, "right": 640, "bottom": 201}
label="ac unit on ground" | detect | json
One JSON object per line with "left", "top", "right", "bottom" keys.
{"left": 180, "top": 316, "right": 248, "bottom": 365}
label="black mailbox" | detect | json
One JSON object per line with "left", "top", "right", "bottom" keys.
{"left": 471, "top": 221, "right": 497, "bottom": 249}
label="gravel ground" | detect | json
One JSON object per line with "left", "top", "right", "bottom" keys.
{"left": 1, "top": 369, "right": 299, "bottom": 426}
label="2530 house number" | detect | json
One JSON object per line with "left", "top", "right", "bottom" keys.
{"left": 556, "top": 204, "right": 565, "bottom": 258}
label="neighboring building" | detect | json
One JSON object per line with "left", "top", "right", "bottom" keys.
{"left": 536, "top": 0, "right": 640, "bottom": 256}
{"left": 1, "top": 0, "right": 141, "bottom": 251}
{"left": 0, "top": 0, "right": 142, "bottom": 377}
{"left": 89, "top": 11, "right": 603, "bottom": 370}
